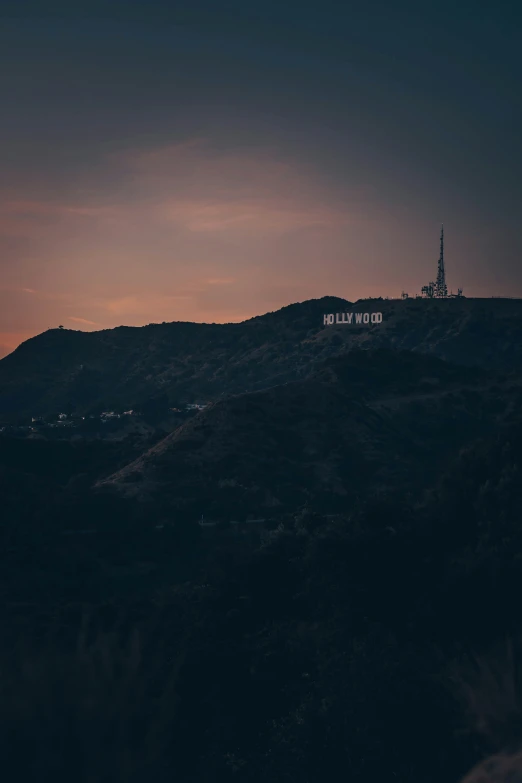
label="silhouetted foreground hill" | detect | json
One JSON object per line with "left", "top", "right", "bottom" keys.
{"left": 3, "top": 422, "right": 522, "bottom": 783}
{"left": 96, "top": 349, "right": 522, "bottom": 520}
{"left": 1, "top": 295, "right": 522, "bottom": 420}
{"left": 3, "top": 299, "right": 522, "bottom": 782}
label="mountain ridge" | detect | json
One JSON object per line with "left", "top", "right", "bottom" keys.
{"left": 1, "top": 295, "right": 522, "bottom": 420}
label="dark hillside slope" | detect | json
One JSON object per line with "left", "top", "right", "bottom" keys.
{"left": 4, "top": 422, "right": 522, "bottom": 783}
{"left": 1, "top": 296, "right": 521, "bottom": 420}
{"left": 0, "top": 296, "right": 350, "bottom": 420}
{"left": 96, "top": 349, "right": 522, "bottom": 520}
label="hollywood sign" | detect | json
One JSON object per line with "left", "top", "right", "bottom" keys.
{"left": 323, "top": 311, "right": 383, "bottom": 326}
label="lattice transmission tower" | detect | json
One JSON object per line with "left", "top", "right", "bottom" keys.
{"left": 434, "top": 223, "right": 448, "bottom": 298}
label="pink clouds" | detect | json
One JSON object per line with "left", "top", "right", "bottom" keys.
{"left": 156, "top": 198, "right": 343, "bottom": 235}
{"left": 0, "top": 139, "right": 360, "bottom": 259}
{"left": 68, "top": 316, "right": 100, "bottom": 326}
{"left": 2, "top": 201, "right": 115, "bottom": 217}
{"left": 0, "top": 137, "right": 378, "bottom": 352}
{"left": 102, "top": 294, "right": 195, "bottom": 317}
{"left": 0, "top": 199, "right": 122, "bottom": 239}
{"left": 0, "top": 142, "right": 347, "bottom": 240}
{"left": 108, "top": 139, "right": 350, "bottom": 236}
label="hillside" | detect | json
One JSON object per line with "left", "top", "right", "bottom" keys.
{"left": 3, "top": 414, "right": 522, "bottom": 783}
{"left": 1, "top": 296, "right": 522, "bottom": 420}
{"left": 3, "top": 341, "right": 522, "bottom": 783}
{"left": 96, "top": 349, "right": 522, "bottom": 520}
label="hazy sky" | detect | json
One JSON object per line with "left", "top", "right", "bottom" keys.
{"left": 1, "top": 1, "right": 521, "bottom": 356}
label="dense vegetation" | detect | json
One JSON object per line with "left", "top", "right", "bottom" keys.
{"left": 97, "top": 349, "right": 522, "bottom": 521}
{"left": 2, "top": 421, "right": 522, "bottom": 782}
{"left": 3, "top": 318, "right": 522, "bottom": 781}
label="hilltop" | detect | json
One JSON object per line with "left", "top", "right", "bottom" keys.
{"left": 96, "top": 349, "right": 522, "bottom": 520}
{"left": 1, "top": 296, "right": 522, "bottom": 421}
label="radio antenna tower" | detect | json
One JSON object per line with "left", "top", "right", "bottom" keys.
{"left": 435, "top": 223, "right": 448, "bottom": 298}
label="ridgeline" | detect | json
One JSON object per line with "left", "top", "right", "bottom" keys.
{"left": 1, "top": 295, "right": 522, "bottom": 421}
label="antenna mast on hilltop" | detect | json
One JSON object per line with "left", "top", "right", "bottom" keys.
{"left": 435, "top": 223, "right": 448, "bottom": 298}
{"left": 416, "top": 224, "right": 463, "bottom": 299}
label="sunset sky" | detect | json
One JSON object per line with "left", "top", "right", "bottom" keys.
{"left": 1, "top": 1, "right": 521, "bottom": 357}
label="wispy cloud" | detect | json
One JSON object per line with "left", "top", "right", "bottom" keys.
{"left": 158, "top": 198, "right": 343, "bottom": 235}
{"left": 0, "top": 141, "right": 353, "bottom": 248}
{"left": 0, "top": 139, "right": 366, "bottom": 352}
{"left": 1, "top": 201, "right": 118, "bottom": 218}
{"left": 0, "top": 200, "right": 122, "bottom": 238}
{"left": 103, "top": 294, "right": 194, "bottom": 317}
{"left": 68, "top": 316, "right": 100, "bottom": 326}
{"left": 112, "top": 138, "right": 207, "bottom": 173}
{"left": 0, "top": 285, "right": 66, "bottom": 301}
{"left": 109, "top": 140, "right": 350, "bottom": 236}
